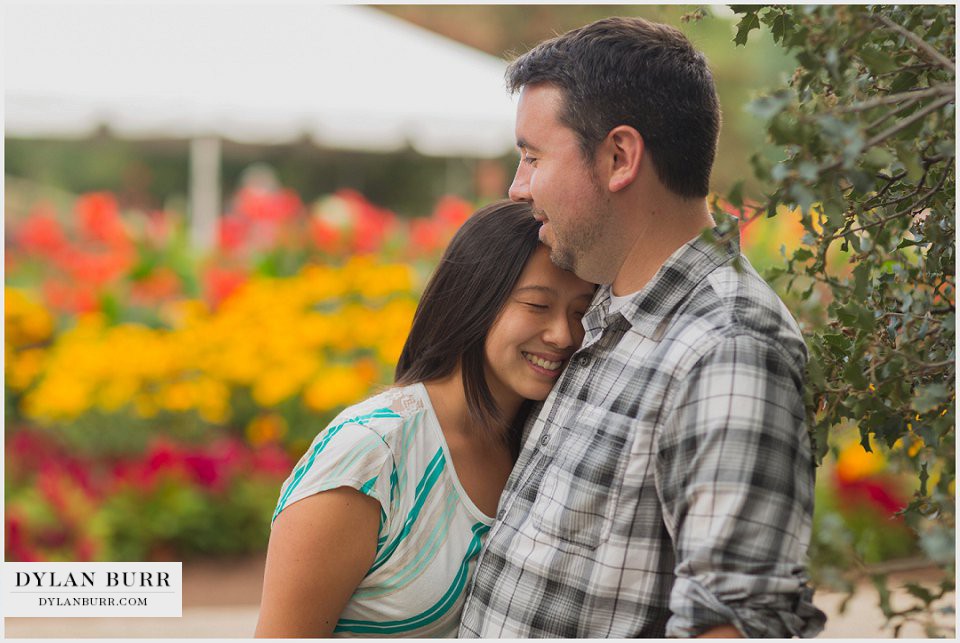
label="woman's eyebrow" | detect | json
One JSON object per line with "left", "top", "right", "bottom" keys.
{"left": 514, "top": 285, "right": 556, "bottom": 296}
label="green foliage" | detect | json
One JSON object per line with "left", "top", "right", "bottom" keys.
{"left": 100, "top": 475, "right": 276, "bottom": 560}
{"left": 728, "top": 5, "right": 955, "bottom": 633}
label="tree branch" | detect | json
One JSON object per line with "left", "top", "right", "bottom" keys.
{"left": 838, "top": 84, "right": 955, "bottom": 113}
{"left": 875, "top": 63, "right": 937, "bottom": 78}
{"left": 824, "top": 164, "right": 952, "bottom": 241}
{"left": 862, "top": 171, "right": 909, "bottom": 209}
{"left": 816, "top": 95, "right": 953, "bottom": 176}
{"left": 875, "top": 13, "right": 956, "bottom": 74}
{"left": 864, "top": 94, "right": 955, "bottom": 148}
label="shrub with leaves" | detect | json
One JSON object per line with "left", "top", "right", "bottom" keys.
{"left": 727, "top": 5, "right": 954, "bottom": 635}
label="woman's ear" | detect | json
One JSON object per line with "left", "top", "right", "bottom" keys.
{"left": 605, "top": 125, "right": 643, "bottom": 193}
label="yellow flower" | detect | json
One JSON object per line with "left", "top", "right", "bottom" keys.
{"left": 7, "top": 347, "right": 46, "bottom": 392}
{"left": 194, "top": 377, "right": 231, "bottom": 425}
{"left": 96, "top": 379, "right": 139, "bottom": 413}
{"left": 133, "top": 393, "right": 159, "bottom": 419}
{"left": 11, "top": 258, "right": 422, "bottom": 431}
{"left": 160, "top": 381, "right": 194, "bottom": 413}
{"left": 835, "top": 438, "right": 886, "bottom": 483}
{"left": 303, "top": 365, "right": 367, "bottom": 414}
{"left": 23, "top": 373, "right": 93, "bottom": 422}
{"left": 5, "top": 288, "right": 54, "bottom": 347}
{"left": 246, "top": 413, "right": 288, "bottom": 447}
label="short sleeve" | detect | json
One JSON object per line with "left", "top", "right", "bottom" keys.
{"left": 272, "top": 417, "right": 395, "bottom": 529}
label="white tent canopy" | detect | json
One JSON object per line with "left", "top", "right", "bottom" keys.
{"left": 5, "top": 3, "right": 519, "bottom": 247}
{"left": 5, "top": 3, "right": 517, "bottom": 156}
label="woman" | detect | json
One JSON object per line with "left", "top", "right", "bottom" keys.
{"left": 255, "top": 200, "right": 595, "bottom": 638}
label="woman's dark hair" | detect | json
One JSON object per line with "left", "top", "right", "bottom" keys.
{"left": 395, "top": 200, "right": 540, "bottom": 457}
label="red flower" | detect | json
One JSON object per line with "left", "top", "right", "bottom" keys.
{"left": 16, "top": 204, "right": 68, "bottom": 257}
{"left": 235, "top": 186, "right": 303, "bottom": 224}
{"left": 835, "top": 473, "right": 909, "bottom": 517}
{"left": 336, "top": 189, "right": 396, "bottom": 254}
{"left": 129, "top": 268, "right": 182, "bottom": 305}
{"left": 56, "top": 246, "right": 133, "bottom": 286}
{"left": 219, "top": 214, "right": 250, "bottom": 252}
{"left": 433, "top": 196, "right": 472, "bottom": 228}
{"left": 203, "top": 266, "right": 248, "bottom": 308}
{"left": 75, "top": 192, "right": 127, "bottom": 246}
{"left": 183, "top": 451, "right": 222, "bottom": 490}
{"left": 309, "top": 218, "right": 343, "bottom": 254}
{"left": 251, "top": 443, "right": 294, "bottom": 477}
{"left": 410, "top": 219, "right": 443, "bottom": 255}
{"left": 6, "top": 513, "right": 39, "bottom": 562}
{"left": 42, "top": 278, "right": 99, "bottom": 314}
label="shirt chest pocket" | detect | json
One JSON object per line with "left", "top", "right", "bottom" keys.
{"left": 531, "top": 404, "right": 630, "bottom": 549}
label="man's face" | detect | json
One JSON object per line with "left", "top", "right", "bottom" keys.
{"left": 508, "top": 83, "right": 613, "bottom": 283}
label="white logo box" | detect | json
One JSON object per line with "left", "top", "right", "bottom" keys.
{"left": 2, "top": 562, "right": 182, "bottom": 617}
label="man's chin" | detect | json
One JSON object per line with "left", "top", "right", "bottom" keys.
{"left": 548, "top": 246, "right": 576, "bottom": 273}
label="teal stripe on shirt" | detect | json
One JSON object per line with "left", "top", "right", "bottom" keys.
{"left": 355, "top": 488, "right": 458, "bottom": 600}
{"left": 367, "top": 447, "right": 445, "bottom": 575}
{"left": 272, "top": 408, "right": 400, "bottom": 522}
{"left": 335, "top": 522, "right": 490, "bottom": 634}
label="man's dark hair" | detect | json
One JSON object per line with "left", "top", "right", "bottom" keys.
{"left": 395, "top": 200, "right": 539, "bottom": 458}
{"left": 507, "top": 17, "right": 720, "bottom": 198}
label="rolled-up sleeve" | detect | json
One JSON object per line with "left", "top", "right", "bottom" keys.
{"left": 657, "top": 333, "right": 826, "bottom": 638}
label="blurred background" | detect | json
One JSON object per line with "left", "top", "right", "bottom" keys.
{"left": 5, "top": 3, "right": 945, "bottom": 637}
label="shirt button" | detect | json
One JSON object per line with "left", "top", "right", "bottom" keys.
{"left": 540, "top": 433, "right": 550, "bottom": 446}
{"left": 497, "top": 509, "right": 505, "bottom": 520}
{"left": 578, "top": 355, "right": 591, "bottom": 367}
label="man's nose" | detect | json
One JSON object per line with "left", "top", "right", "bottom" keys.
{"left": 508, "top": 164, "right": 531, "bottom": 202}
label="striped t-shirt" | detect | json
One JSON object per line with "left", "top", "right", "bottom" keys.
{"left": 272, "top": 382, "right": 494, "bottom": 638}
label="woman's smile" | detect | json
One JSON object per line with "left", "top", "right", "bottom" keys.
{"left": 521, "top": 350, "right": 566, "bottom": 377}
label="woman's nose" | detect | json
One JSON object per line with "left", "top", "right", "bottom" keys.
{"left": 543, "top": 314, "right": 575, "bottom": 350}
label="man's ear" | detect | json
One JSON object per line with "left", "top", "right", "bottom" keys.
{"left": 605, "top": 125, "right": 643, "bottom": 193}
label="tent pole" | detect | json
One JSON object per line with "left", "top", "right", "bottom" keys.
{"left": 189, "top": 136, "right": 221, "bottom": 252}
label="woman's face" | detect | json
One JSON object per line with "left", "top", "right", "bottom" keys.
{"left": 484, "top": 245, "right": 596, "bottom": 415}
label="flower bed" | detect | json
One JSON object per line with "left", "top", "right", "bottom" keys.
{"left": 5, "top": 184, "right": 468, "bottom": 561}
{"left": 4, "top": 182, "right": 924, "bottom": 565}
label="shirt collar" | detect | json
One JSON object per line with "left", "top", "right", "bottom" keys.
{"left": 583, "top": 223, "right": 740, "bottom": 340}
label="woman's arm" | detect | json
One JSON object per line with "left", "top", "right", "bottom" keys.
{"left": 255, "top": 486, "right": 381, "bottom": 638}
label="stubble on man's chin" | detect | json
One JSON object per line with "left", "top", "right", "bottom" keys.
{"left": 547, "top": 243, "right": 576, "bottom": 273}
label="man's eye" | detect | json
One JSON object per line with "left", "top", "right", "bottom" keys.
{"left": 524, "top": 156, "right": 538, "bottom": 166}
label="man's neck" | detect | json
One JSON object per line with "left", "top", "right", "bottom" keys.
{"left": 610, "top": 196, "right": 714, "bottom": 297}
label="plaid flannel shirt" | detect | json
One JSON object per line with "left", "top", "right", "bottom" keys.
{"left": 459, "top": 229, "right": 827, "bottom": 638}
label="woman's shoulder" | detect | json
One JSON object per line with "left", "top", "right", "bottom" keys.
{"left": 322, "top": 383, "right": 432, "bottom": 443}
{"left": 274, "top": 384, "right": 433, "bottom": 523}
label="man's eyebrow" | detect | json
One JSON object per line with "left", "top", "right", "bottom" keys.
{"left": 516, "top": 139, "right": 542, "bottom": 154}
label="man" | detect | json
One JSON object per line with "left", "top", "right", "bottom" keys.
{"left": 458, "top": 17, "right": 827, "bottom": 638}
